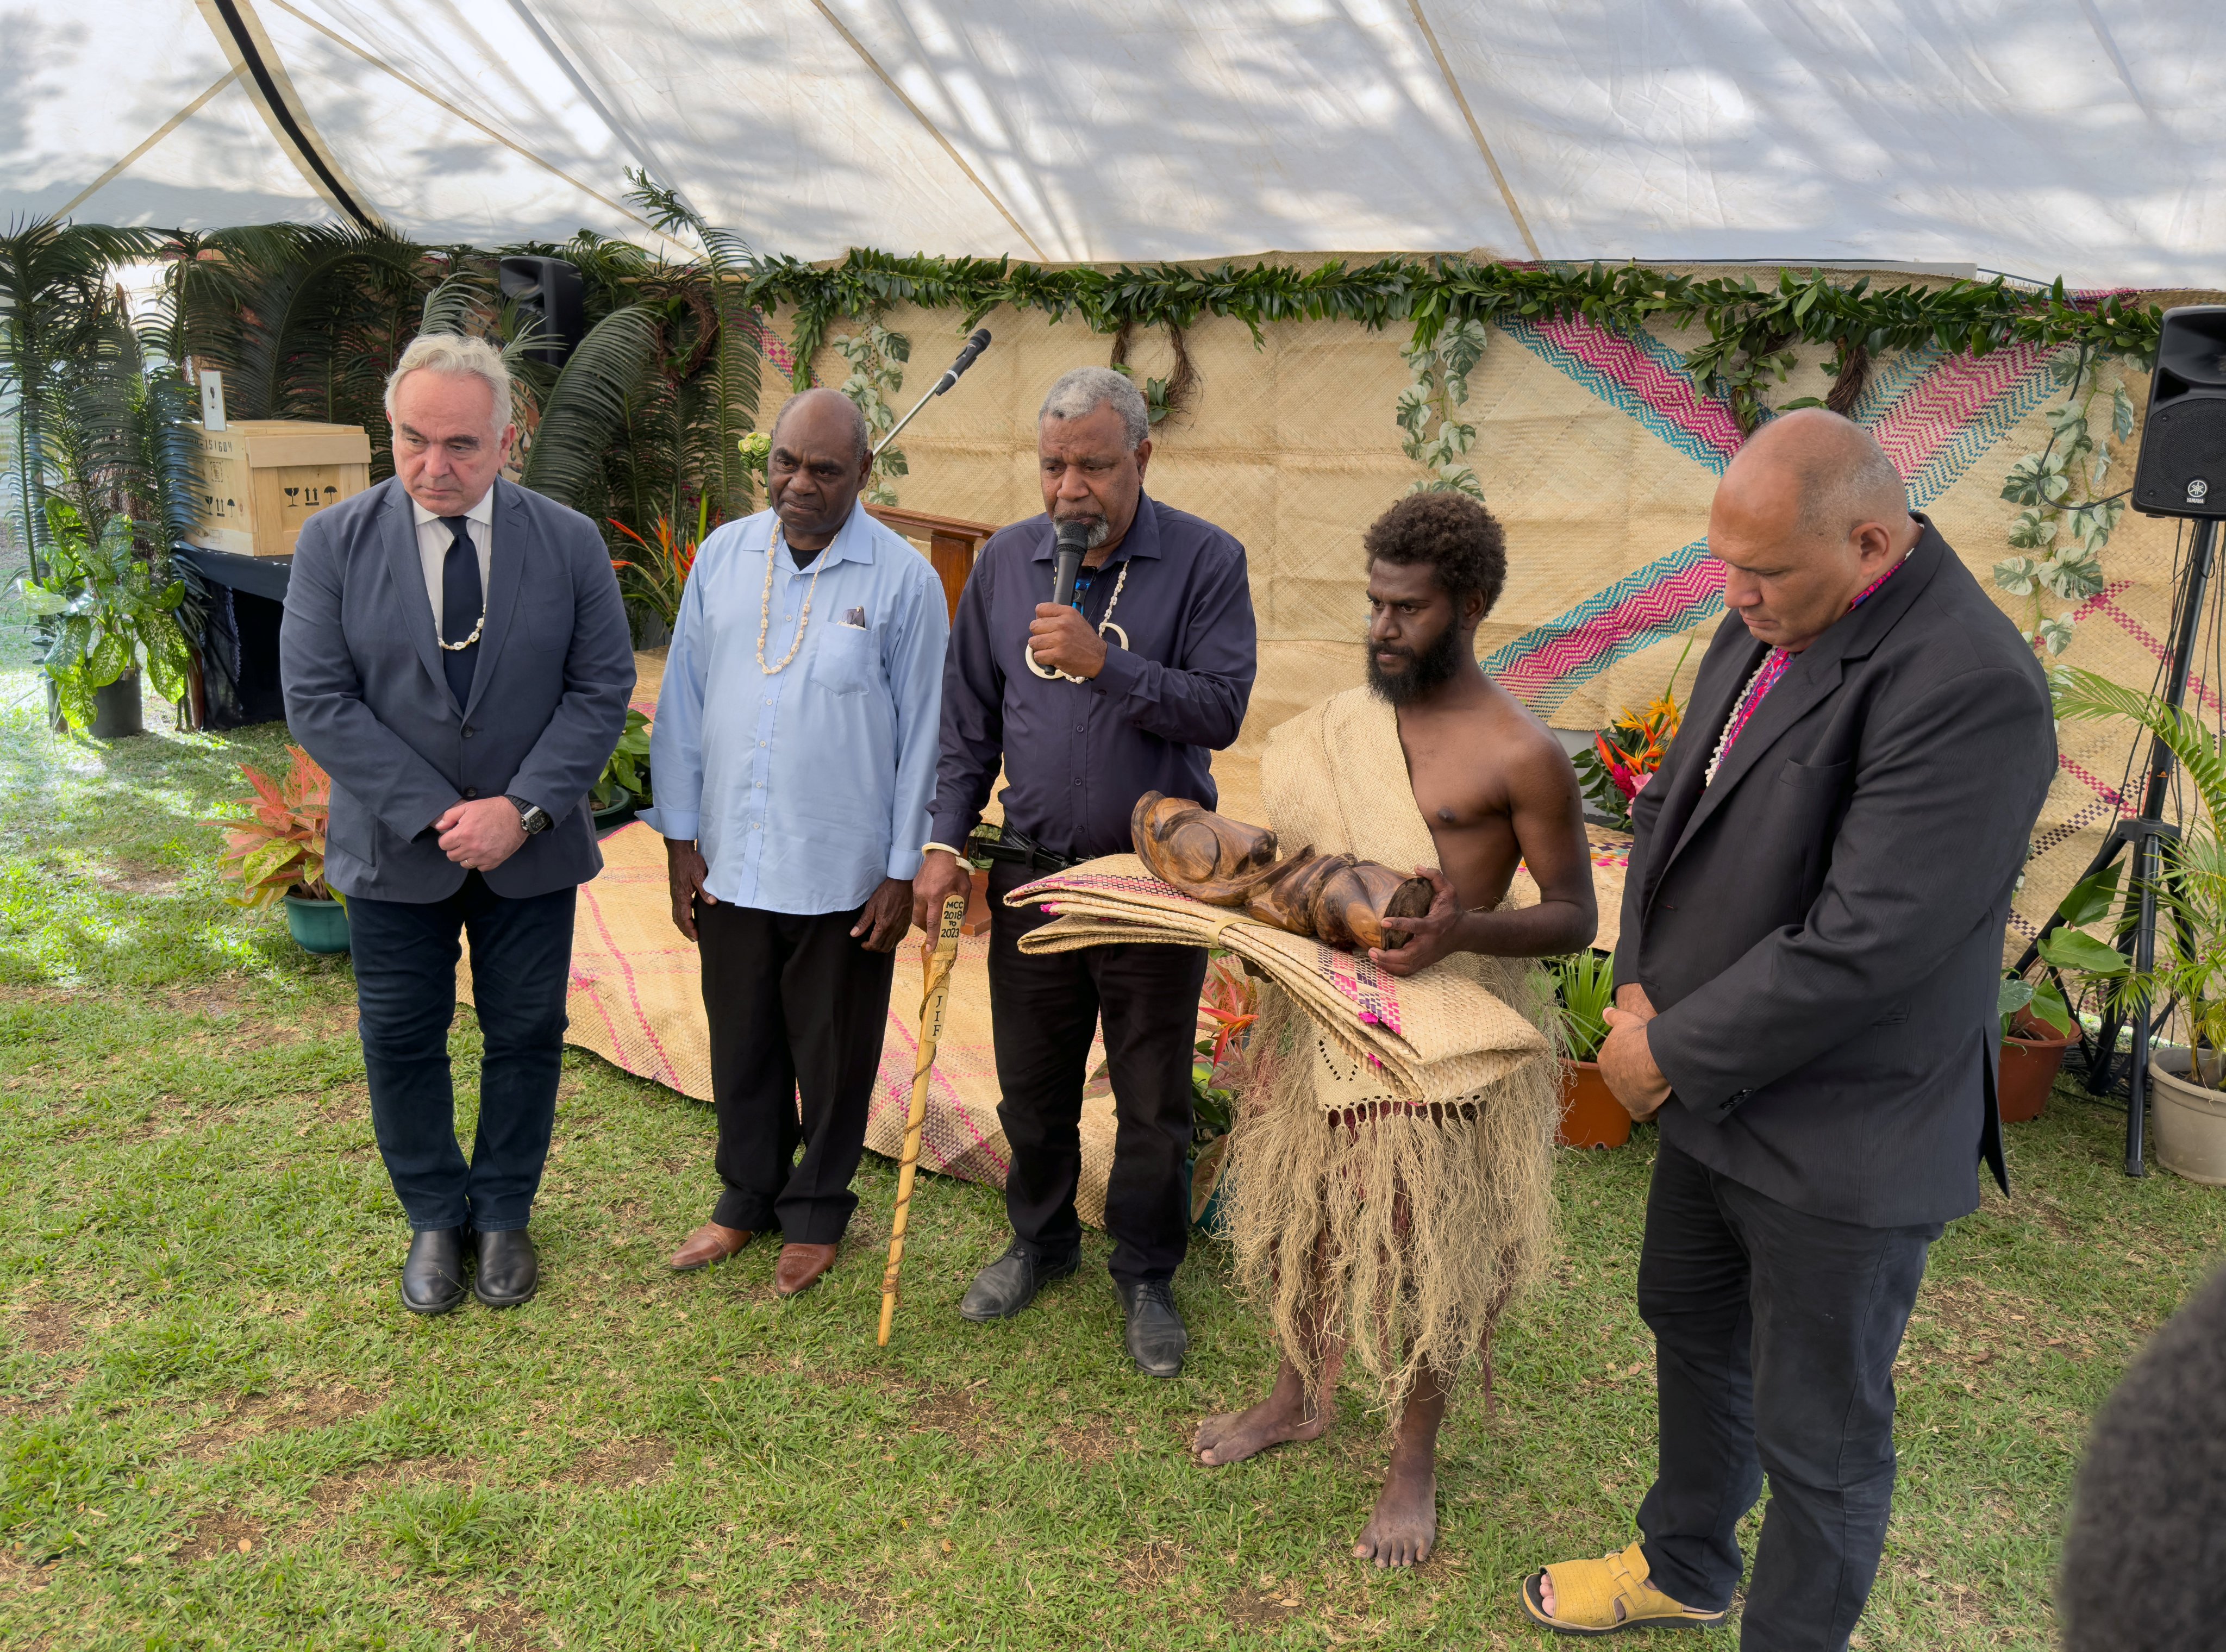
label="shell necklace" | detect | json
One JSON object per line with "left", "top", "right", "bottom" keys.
{"left": 757, "top": 520, "right": 824, "bottom": 675}
{"left": 1027, "top": 556, "right": 1131, "bottom": 683}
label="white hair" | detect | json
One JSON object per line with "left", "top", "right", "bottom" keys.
{"left": 1040, "top": 366, "right": 1150, "bottom": 450}
{"left": 384, "top": 333, "right": 513, "bottom": 434}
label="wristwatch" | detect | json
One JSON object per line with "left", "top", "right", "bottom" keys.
{"left": 508, "top": 795, "right": 554, "bottom": 835}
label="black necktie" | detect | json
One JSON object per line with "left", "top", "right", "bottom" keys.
{"left": 440, "top": 515, "right": 482, "bottom": 708}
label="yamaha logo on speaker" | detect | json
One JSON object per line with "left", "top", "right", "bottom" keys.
{"left": 2193, "top": 479, "right": 2213, "bottom": 505}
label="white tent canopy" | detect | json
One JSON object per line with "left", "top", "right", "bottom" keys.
{"left": 19, "top": 0, "right": 2226, "bottom": 286}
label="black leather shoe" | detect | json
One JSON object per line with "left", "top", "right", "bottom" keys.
{"left": 958, "top": 1242, "right": 1076, "bottom": 1322}
{"left": 401, "top": 1228, "right": 467, "bottom": 1316}
{"left": 1117, "top": 1279, "right": 1187, "bottom": 1378}
{"left": 473, "top": 1228, "right": 539, "bottom": 1309}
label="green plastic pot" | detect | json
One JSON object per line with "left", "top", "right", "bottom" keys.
{"left": 284, "top": 894, "right": 350, "bottom": 954}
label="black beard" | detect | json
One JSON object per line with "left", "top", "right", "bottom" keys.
{"left": 1366, "top": 624, "right": 1465, "bottom": 705}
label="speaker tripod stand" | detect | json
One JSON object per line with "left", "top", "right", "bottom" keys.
{"left": 2017, "top": 515, "right": 2218, "bottom": 1177}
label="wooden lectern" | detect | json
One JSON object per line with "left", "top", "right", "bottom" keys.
{"left": 864, "top": 504, "right": 997, "bottom": 623}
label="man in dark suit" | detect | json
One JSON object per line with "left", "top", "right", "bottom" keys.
{"left": 1523, "top": 410, "right": 2055, "bottom": 1647}
{"left": 282, "top": 333, "right": 633, "bottom": 1317}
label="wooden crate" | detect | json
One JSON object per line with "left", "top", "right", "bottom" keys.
{"left": 190, "top": 421, "right": 372, "bottom": 558}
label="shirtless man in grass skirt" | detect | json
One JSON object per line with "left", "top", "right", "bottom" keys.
{"left": 1195, "top": 492, "right": 1598, "bottom": 1567}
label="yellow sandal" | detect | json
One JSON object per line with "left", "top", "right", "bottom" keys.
{"left": 1520, "top": 1541, "right": 1728, "bottom": 1636}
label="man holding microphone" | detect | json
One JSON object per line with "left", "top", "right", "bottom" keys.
{"left": 913, "top": 366, "right": 1256, "bottom": 1378}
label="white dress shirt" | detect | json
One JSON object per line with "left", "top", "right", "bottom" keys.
{"left": 411, "top": 490, "right": 495, "bottom": 634}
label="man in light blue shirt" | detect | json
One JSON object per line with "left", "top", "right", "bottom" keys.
{"left": 639, "top": 389, "right": 947, "bottom": 1297}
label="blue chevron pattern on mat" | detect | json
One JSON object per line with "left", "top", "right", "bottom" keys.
{"left": 1498, "top": 319, "right": 1736, "bottom": 475}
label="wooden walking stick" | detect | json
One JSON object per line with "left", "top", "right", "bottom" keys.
{"left": 878, "top": 891, "right": 971, "bottom": 1346}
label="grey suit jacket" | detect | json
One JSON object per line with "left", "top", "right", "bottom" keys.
{"left": 280, "top": 475, "right": 635, "bottom": 903}
{"left": 1614, "top": 521, "right": 2056, "bottom": 1227}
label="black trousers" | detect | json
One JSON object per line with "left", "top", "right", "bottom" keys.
{"left": 696, "top": 899, "right": 896, "bottom": 1245}
{"left": 1636, "top": 1138, "right": 1940, "bottom": 1651}
{"left": 347, "top": 873, "right": 576, "bottom": 1234}
{"left": 987, "top": 862, "right": 1205, "bottom": 1285}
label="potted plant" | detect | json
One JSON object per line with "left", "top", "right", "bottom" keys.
{"left": 592, "top": 708, "right": 652, "bottom": 831}
{"left": 2051, "top": 667, "right": 2226, "bottom": 1180}
{"left": 1552, "top": 950, "right": 1631, "bottom": 1148}
{"left": 1999, "top": 866, "right": 2119, "bottom": 1121}
{"left": 15, "top": 500, "right": 193, "bottom": 737}
{"left": 1996, "top": 973, "right": 2079, "bottom": 1122}
{"left": 208, "top": 745, "right": 349, "bottom": 954}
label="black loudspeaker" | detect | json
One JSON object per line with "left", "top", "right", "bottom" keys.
{"left": 2133, "top": 305, "right": 2226, "bottom": 520}
{"left": 497, "top": 256, "right": 585, "bottom": 369}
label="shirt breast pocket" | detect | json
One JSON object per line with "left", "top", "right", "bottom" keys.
{"left": 809, "top": 623, "right": 877, "bottom": 697}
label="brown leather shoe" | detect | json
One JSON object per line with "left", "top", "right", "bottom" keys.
{"left": 773, "top": 1242, "right": 840, "bottom": 1297}
{"left": 668, "top": 1222, "right": 754, "bottom": 1272}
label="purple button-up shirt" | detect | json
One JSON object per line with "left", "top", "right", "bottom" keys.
{"left": 930, "top": 493, "right": 1257, "bottom": 861}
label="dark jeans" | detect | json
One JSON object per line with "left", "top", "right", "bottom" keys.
{"left": 1636, "top": 1138, "right": 1940, "bottom": 1651}
{"left": 347, "top": 873, "right": 576, "bottom": 1234}
{"left": 987, "top": 861, "right": 1204, "bottom": 1285}
{"left": 697, "top": 899, "right": 896, "bottom": 1245}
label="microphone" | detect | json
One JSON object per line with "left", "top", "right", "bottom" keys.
{"left": 934, "top": 328, "right": 993, "bottom": 396}
{"left": 1051, "top": 520, "right": 1091, "bottom": 610}
{"left": 872, "top": 329, "right": 993, "bottom": 459}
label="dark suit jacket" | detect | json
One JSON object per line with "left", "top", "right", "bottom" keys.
{"left": 1614, "top": 520, "right": 2055, "bottom": 1227}
{"left": 280, "top": 475, "right": 635, "bottom": 903}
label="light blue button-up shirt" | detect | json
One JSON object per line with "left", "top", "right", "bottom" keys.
{"left": 637, "top": 502, "right": 948, "bottom": 915}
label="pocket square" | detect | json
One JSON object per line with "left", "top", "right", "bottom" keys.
{"left": 841, "top": 606, "right": 868, "bottom": 629}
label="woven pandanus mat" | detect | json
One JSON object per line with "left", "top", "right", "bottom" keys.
{"left": 457, "top": 819, "right": 1127, "bottom": 1229}
{"left": 1011, "top": 854, "right": 1549, "bottom": 1104}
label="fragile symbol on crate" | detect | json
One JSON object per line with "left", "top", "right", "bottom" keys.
{"left": 188, "top": 422, "right": 370, "bottom": 557}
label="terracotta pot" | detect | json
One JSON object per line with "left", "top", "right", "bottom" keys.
{"left": 2149, "top": 1049, "right": 2226, "bottom": 1184}
{"left": 1558, "top": 1061, "right": 1634, "bottom": 1149}
{"left": 1997, "top": 1018, "right": 2075, "bottom": 1123}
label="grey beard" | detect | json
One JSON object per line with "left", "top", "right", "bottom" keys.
{"left": 1056, "top": 514, "right": 1112, "bottom": 550}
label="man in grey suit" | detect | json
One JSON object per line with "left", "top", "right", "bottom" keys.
{"left": 1523, "top": 410, "right": 2055, "bottom": 1647}
{"left": 282, "top": 333, "right": 633, "bottom": 1316}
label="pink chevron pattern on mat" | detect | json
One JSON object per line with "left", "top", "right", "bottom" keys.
{"left": 1315, "top": 943, "right": 1403, "bottom": 1035}
{"left": 1869, "top": 341, "right": 2048, "bottom": 488}
{"left": 1496, "top": 542, "right": 1725, "bottom": 703}
{"left": 1529, "top": 316, "right": 1745, "bottom": 466}
{"left": 1489, "top": 334, "right": 2060, "bottom": 712}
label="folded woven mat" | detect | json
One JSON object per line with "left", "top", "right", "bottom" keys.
{"left": 1010, "top": 855, "right": 1547, "bottom": 1102}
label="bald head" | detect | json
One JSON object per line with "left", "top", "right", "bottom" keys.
{"left": 1733, "top": 408, "right": 1909, "bottom": 545}
{"left": 1709, "top": 408, "right": 1920, "bottom": 653}
{"left": 771, "top": 387, "right": 872, "bottom": 467}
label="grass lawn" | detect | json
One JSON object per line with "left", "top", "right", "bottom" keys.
{"left": 1, "top": 658, "right": 2222, "bottom": 1651}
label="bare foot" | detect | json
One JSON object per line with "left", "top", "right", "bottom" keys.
{"left": 1353, "top": 1450, "right": 1436, "bottom": 1567}
{"left": 1195, "top": 1355, "right": 1330, "bottom": 1466}
{"left": 1194, "top": 1395, "right": 1328, "bottom": 1466}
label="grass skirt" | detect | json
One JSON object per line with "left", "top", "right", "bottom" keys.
{"left": 1221, "top": 955, "right": 1561, "bottom": 1422}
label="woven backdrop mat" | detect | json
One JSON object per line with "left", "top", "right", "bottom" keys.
{"left": 759, "top": 270, "right": 2226, "bottom": 945}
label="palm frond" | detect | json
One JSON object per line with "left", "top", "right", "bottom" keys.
{"left": 419, "top": 267, "right": 493, "bottom": 337}
{"left": 518, "top": 304, "right": 664, "bottom": 509}
{"left": 2052, "top": 666, "right": 2226, "bottom": 831}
